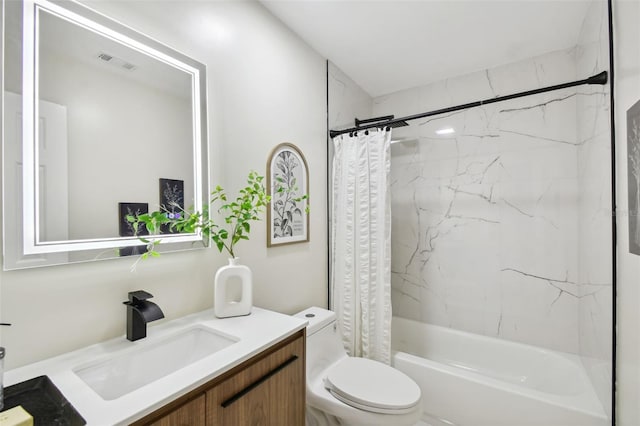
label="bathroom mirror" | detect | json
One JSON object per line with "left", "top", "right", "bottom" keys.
{"left": 2, "top": 0, "right": 209, "bottom": 269}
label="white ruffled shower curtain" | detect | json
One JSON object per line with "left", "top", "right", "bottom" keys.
{"left": 331, "top": 128, "right": 392, "bottom": 364}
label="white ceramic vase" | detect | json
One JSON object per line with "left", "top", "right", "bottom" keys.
{"left": 214, "top": 257, "right": 252, "bottom": 318}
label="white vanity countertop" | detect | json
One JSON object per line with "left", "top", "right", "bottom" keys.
{"left": 5, "top": 307, "right": 307, "bottom": 425}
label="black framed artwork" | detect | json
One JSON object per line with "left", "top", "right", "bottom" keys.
{"left": 118, "top": 202, "right": 148, "bottom": 256}
{"left": 159, "top": 178, "right": 184, "bottom": 234}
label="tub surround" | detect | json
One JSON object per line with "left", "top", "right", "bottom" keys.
{"left": 392, "top": 317, "right": 607, "bottom": 426}
{"left": 575, "top": 0, "right": 612, "bottom": 417}
{"left": 380, "top": 42, "right": 612, "bottom": 413}
{"left": 376, "top": 1, "right": 612, "bottom": 417}
{"left": 4, "top": 307, "right": 306, "bottom": 425}
{"left": 381, "top": 47, "right": 587, "bottom": 354}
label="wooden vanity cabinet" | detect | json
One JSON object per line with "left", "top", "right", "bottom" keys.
{"left": 134, "top": 329, "right": 305, "bottom": 426}
{"left": 146, "top": 395, "right": 206, "bottom": 426}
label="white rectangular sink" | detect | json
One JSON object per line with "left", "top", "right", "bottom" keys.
{"left": 73, "top": 326, "right": 239, "bottom": 400}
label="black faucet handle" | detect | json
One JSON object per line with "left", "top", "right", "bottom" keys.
{"left": 126, "top": 290, "right": 154, "bottom": 304}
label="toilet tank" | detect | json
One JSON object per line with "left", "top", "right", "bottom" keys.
{"left": 294, "top": 307, "right": 348, "bottom": 380}
{"left": 295, "top": 307, "right": 335, "bottom": 336}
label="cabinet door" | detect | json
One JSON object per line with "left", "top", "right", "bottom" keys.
{"left": 147, "top": 394, "right": 206, "bottom": 426}
{"left": 206, "top": 334, "right": 305, "bottom": 425}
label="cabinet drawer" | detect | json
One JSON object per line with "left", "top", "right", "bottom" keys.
{"left": 206, "top": 333, "right": 305, "bottom": 425}
{"left": 146, "top": 394, "right": 205, "bottom": 426}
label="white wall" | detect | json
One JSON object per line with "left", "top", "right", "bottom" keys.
{"left": 614, "top": 1, "right": 640, "bottom": 424}
{"left": 0, "top": 0, "right": 328, "bottom": 369}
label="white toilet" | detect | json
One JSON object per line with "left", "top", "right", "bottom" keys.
{"left": 294, "top": 307, "right": 422, "bottom": 426}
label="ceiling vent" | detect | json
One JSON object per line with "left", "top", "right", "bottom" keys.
{"left": 96, "top": 52, "right": 136, "bottom": 71}
{"left": 97, "top": 53, "right": 113, "bottom": 62}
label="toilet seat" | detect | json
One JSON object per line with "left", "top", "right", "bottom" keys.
{"left": 324, "top": 357, "right": 421, "bottom": 415}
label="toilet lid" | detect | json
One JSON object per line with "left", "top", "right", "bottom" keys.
{"left": 324, "top": 357, "right": 421, "bottom": 414}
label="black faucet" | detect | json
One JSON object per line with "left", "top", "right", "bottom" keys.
{"left": 123, "top": 290, "right": 165, "bottom": 341}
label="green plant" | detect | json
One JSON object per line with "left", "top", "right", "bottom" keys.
{"left": 128, "top": 171, "right": 270, "bottom": 260}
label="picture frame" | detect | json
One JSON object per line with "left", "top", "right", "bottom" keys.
{"left": 266, "top": 143, "right": 309, "bottom": 246}
{"left": 159, "top": 178, "right": 184, "bottom": 234}
{"left": 118, "top": 202, "right": 148, "bottom": 257}
{"left": 627, "top": 99, "right": 640, "bottom": 255}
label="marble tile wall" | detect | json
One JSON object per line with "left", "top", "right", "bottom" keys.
{"left": 373, "top": 46, "right": 607, "bottom": 355}
{"left": 576, "top": 0, "right": 612, "bottom": 417}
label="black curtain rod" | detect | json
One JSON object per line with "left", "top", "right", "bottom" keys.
{"left": 329, "top": 71, "right": 608, "bottom": 139}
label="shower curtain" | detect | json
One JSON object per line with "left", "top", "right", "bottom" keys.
{"left": 331, "top": 128, "right": 392, "bottom": 364}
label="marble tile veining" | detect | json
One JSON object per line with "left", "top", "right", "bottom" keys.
{"left": 378, "top": 40, "right": 610, "bottom": 364}
{"left": 576, "top": 0, "right": 612, "bottom": 417}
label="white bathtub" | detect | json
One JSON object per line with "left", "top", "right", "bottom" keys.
{"left": 391, "top": 317, "right": 608, "bottom": 426}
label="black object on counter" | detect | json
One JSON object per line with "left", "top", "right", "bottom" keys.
{"left": 2, "top": 375, "right": 85, "bottom": 425}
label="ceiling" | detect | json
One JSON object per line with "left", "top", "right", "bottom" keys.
{"left": 260, "top": 0, "right": 594, "bottom": 97}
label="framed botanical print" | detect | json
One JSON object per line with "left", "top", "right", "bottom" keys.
{"left": 266, "top": 143, "right": 309, "bottom": 246}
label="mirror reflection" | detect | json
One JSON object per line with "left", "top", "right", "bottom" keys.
{"left": 2, "top": 0, "right": 208, "bottom": 269}
{"left": 36, "top": 8, "right": 195, "bottom": 242}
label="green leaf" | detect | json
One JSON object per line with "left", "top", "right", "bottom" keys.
{"left": 126, "top": 170, "right": 303, "bottom": 261}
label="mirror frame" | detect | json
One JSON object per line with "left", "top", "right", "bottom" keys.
{"left": 18, "top": 0, "right": 208, "bottom": 255}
